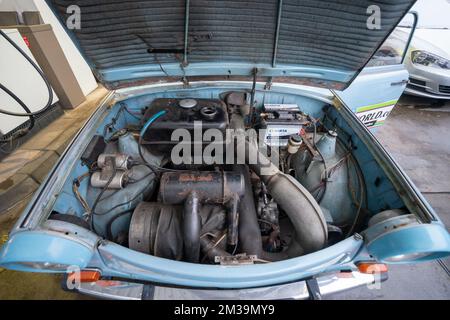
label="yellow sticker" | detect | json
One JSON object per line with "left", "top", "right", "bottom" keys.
{"left": 1, "top": 233, "right": 8, "bottom": 245}
{"left": 0, "top": 234, "right": 8, "bottom": 273}
{"left": 356, "top": 103, "right": 396, "bottom": 128}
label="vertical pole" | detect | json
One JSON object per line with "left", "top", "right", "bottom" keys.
{"left": 183, "top": 0, "right": 190, "bottom": 66}
{"left": 272, "top": 0, "right": 283, "bottom": 67}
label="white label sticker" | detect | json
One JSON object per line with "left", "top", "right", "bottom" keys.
{"left": 264, "top": 104, "right": 299, "bottom": 111}
{"left": 356, "top": 104, "right": 395, "bottom": 128}
{"left": 264, "top": 125, "right": 302, "bottom": 146}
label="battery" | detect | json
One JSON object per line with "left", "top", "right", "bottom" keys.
{"left": 262, "top": 104, "right": 306, "bottom": 147}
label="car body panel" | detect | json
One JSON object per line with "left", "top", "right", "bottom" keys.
{"left": 93, "top": 234, "right": 362, "bottom": 289}
{"left": 405, "top": 60, "right": 450, "bottom": 99}
{"left": 336, "top": 12, "right": 417, "bottom": 129}
{"left": 366, "top": 223, "right": 450, "bottom": 263}
{"left": 1, "top": 81, "right": 449, "bottom": 294}
{"left": 0, "top": 230, "right": 94, "bottom": 272}
{"left": 73, "top": 270, "right": 378, "bottom": 300}
{"left": 336, "top": 64, "right": 409, "bottom": 129}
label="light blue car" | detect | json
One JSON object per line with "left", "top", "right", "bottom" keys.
{"left": 1, "top": 0, "right": 449, "bottom": 300}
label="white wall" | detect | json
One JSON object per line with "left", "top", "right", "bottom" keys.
{"left": 0, "top": 0, "right": 37, "bottom": 23}
{"left": 0, "top": 0, "right": 98, "bottom": 97}
{"left": 0, "top": 29, "right": 58, "bottom": 134}
{"left": 33, "top": 0, "right": 98, "bottom": 96}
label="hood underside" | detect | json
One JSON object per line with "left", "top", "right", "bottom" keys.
{"left": 49, "top": 0, "right": 416, "bottom": 89}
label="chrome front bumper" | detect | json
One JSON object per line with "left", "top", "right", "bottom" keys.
{"left": 72, "top": 271, "right": 380, "bottom": 300}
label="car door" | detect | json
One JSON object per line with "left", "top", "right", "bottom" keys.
{"left": 335, "top": 12, "right": 418, "bottom": 130}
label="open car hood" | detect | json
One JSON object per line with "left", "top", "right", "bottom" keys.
{"left": 49, "top": 0, "right": 416, "bottom": 89}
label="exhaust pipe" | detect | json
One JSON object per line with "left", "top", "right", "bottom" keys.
{"left": 158, "top": 171, "right": 244, "bottom": 262}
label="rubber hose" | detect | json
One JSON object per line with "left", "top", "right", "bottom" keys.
{"left": 233, "top": 164, "right": 262, "bottom": 256}
{"left": 0, "top": 83, "right": 34, "bottom": 134}
{"left": 183, "top": 191, "right": 202, "bottom": 262}
{"left": 0, "top": 29, "right": 53, "bottom": 118}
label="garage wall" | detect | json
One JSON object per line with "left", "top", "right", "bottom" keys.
{"left": 0, "top": 0, "right": 98, "bottom": 96}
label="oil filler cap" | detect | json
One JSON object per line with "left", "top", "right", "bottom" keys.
{"left": 179, "top": 99, "right": 197, "bottom": 109}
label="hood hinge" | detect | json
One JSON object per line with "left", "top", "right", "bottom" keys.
{"left": 182, "top": 76, "right": 190, "bottom": 88}
{"left": 264, "top": 77, "right": 273, "bottom": 90}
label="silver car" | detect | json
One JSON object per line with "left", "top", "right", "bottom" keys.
{"left": 368, "top": 7, "right": 450, "bottom": 100}
{"left": 404, "top": 28, "right": 450, "bottom": 99}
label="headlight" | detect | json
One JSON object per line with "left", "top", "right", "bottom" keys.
{"left": 411, "top": 50, "right": 449, "bottom": 69}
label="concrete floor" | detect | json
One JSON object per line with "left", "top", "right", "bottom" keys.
{"left": 328, "top": 95, "right": 450, "bottom": 300}
{"left": 0, "top": 94, "right": 449, "bottom": 299}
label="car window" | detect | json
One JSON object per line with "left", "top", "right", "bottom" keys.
{"left": 367, "top": 14, "right": 415, "bottom": 67}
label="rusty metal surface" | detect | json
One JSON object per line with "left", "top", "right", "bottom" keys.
{"left": 214, "top": 253, "right": 258, "bottom": 266}
{"left": 159, "top": 171, "right": 244, "bottom": 204}
{"left": 109, "top": 76, "right": 347, "bottom": 91}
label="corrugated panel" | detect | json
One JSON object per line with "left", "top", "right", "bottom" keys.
{"left": 51, "top": 0, "right": 187, "bottom": 69}
{"left": 188, "top": 0, "right": 278, "bottom": 64}
{"left": 49, "top": 0, "right": 415, "bottom": 87}
{"left": 277, "top": 0, "right": 413, "bottom": 69}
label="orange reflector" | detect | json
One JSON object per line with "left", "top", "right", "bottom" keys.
{"left": 96, "top": 280, "right": 122, "bottom": 287}
{"left": 357, "top": 262, "right": 388, "bottom": 274}
{"left": 68, "top": 270, "right": 101, "bottom": 283}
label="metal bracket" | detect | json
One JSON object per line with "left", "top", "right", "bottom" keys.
{"left": 264, "top": 77, "right": 273, "bottom": 90}
{"left": 300, "top": 131, "right": 320, "bottom": 159}
{"left": 306, "top": 278, "right": 322, "bottom": 300}
{"left": 215, "top": 254, "right": 258, "bottom": 265}
{"left": 182, "top": 76, "right": 190, "bottom": 88}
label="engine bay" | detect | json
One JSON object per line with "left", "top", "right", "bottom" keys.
{"left": 50, "top": 90, "right": 379, "bottom": 266}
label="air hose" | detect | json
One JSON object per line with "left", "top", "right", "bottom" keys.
{"left": 0, "top": 29, "right": 53, "bottom": 143}
{"left": 138, "top": 110, "right": 167, "bottom": 167}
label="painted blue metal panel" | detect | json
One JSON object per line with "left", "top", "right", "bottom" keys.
{"left": 99, "top": 63, "right": 353, "bottom": 87}
{"left": 322, "top": 105, "right": 407, "bottom": 214}
{"left": 93, "top": 236, "right": 362, "bottom": 288}
{"left": 1, "top": 80, "right": 448, "bottom": 289}
{"left": 367, "top": 223, "right": 450, "bottom": 263}
{"left": 0, "top": 231, "right": 94, "bottom": 272}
